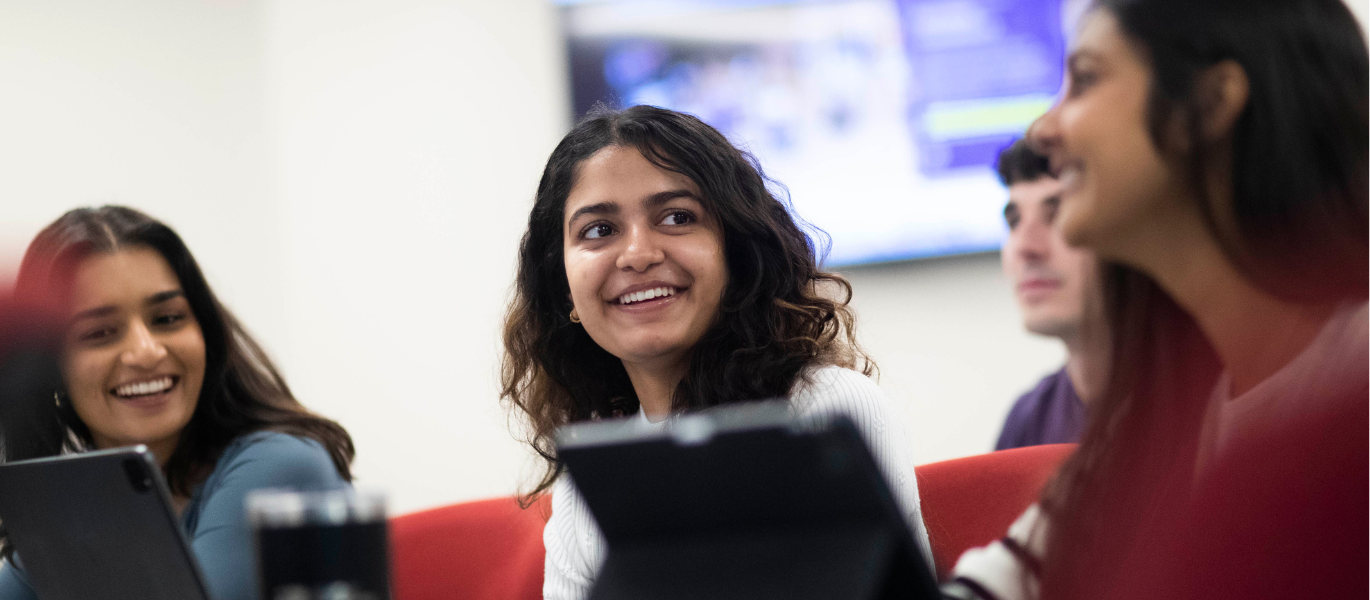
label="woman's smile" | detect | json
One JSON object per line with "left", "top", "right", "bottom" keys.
{"left": 1029, "top": 10, "right": 1178, "bottom": 256}
{"left": 563, "top": 145, "right": 728, "bottom": 369}
{"left": 607, "top": 283, "right": 687, "bottom": 315}
{"left": 108, "top": 374, "right": 182, "bottom": 411}
{"left": 1053, "top": 159, "right": 1084, "bottom": 199}
{"left": 64, "top": 246, "right": 206, "bottom": 458}
{"left": 612, "top": 284, "right": 679, "bottom": 306}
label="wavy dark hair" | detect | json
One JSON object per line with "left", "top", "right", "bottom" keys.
{"left": 502, "top": 105, "right": 872, "bottom": 499}
{"left": 1033, "top": 0, "right": 1368, "bottom": 597}
{"left": 7, "top": 206, "right": 354, "bottom": 504}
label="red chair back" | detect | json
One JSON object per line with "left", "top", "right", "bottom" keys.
{"left": 389, "top": 445, "right": 1074, "bottom": 595}
{"left": 390, "top": 495, "right": 550, "bottom": 600}
{"left": 914, "top": 443, "right": 1075, "bottom": 580}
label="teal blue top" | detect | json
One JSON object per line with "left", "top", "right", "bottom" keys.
{"left": 0, "top": 431, "right": 349, "bottom": 600}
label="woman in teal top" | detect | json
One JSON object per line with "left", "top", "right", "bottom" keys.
{"left": 0, "top": 206, "right": 354, "bottom": 600}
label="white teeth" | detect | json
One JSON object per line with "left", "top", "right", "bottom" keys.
{"left": 1059, "top": 164, "right": 1082, "bottom": 191}
{"left": 115, "top": 376, "right": 173, "bottom": 398}
{"left": 618, "top": 286, "right": 676, "bottom": 305}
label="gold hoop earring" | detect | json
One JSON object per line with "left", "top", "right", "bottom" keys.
{"left": 569, "top": 308, "right": 581, "bottom": 323}
{"left": 53, "top": 391, "right": 63, "bottom": 408}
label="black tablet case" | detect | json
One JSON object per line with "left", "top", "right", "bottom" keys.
{"left": 557, "top": 402, "right": 941, "bottom": 600}
{"left": 0, "top": 447, "right": 210, "bottom": 600}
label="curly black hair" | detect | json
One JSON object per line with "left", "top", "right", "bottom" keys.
{"left": 502, "top": 105, "right": 873, "bottom": 499}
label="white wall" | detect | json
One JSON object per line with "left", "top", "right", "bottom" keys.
{"left": 0, "top": 0, "right": 283, "bottom": 342}
{"left": 1, "top": 0, "right": 1362, "bottom": 515}
{"left": 843, "top": 255, "right": 1064, "bottom": 463}
{"left": 263, "top": 0, "right": 568, "bottom": 513}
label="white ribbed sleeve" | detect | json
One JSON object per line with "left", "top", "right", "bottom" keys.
{"left": 542, "top": 365, "right": 934, "bottom": 600}
{"left": 946, "top": 505, "right": 1045, "bottom": 600}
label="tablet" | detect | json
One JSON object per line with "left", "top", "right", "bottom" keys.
{"left": 0, "top": 446, "right": 211, "bottom": 600}
{"left": 556, "top": 401, "right": 940, "bottom": 600}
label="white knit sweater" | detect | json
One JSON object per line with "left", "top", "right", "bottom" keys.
{"left": 542, "top": 365, "right": 935, "bottom": 600}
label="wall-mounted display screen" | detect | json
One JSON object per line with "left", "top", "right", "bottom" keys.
{"left": 560, "top": 0, "right": 1066, "bottom": 266}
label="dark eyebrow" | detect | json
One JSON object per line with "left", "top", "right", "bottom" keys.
{"left": 645, "top": 189, "right": 697, "bottom": 208}
{"left": 147, "top": 290, "right": 184, "bottom": 305}
{"left": 70, "top": 290, "right": 184, "bottom": 323}
{"left": 566, "top": 189, "right": 699, "bottom": 227}
{"left": 566, "top": 202, "right": 618, "bottom": 227}
{"left": 71, "top": 305, "right": 117, "bottom": 321}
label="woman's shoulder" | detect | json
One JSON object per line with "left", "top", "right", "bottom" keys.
{"left": 788, "top": 365, "right": 891, "bottom": 418}
{"left": 184, "top": 431, "right": 347, "bottom": 537}
{"left": 220, "top": 431, "right": 330, "bottom": 464}
{"left": 205, "top": 431, "right": 343, "bottom": 491}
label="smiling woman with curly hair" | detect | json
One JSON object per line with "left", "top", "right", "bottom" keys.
{"left": 500, "top": 105, "right": 932, "bottom": 599}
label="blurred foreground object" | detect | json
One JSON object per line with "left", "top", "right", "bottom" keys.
{"left": 1111, "top": 380, "right": 1368, "bottom": 600}
{"left": 0, "top": 287, "right": 65, "bottom": 463}
{"left": 554, "top": 402, "right": 938, "bottom": 599}
{"left": 249, "top": 488, "right": 392, "bottom": 600}
{"left": 384, "top": 446, "right": 1072, "bottom": 598}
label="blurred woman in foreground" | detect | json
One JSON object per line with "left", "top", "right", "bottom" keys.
{"left": 948, "top": 1, "right": 1367, "bottom": 598}
{"left": 502, "top": 105, "right": 931, "bottom": 599}
{"left": 0, "top": 206, "right": 355, "bottom": 600}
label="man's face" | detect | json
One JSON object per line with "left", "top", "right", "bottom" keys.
{"left": 1001, "top": 176, "right": 1096, "bottom": 340}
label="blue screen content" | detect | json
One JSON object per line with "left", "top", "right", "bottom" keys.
{"left": 562, "top": 0, "right": 1067, "bottom": 266}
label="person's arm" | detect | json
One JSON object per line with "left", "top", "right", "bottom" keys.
{"left": 189, "top": 433, "right": 349, "bottom": 600}
{"left": 941, "top": 505, "right": 1045, "bottom": 600}
{"left": 0, "top": 557, "right": 38, "bottom": 600}
{"left": 542, "top": 475, "right": 601, "bottom": 600}
{"left": 791, "top": 366, "right": 934, "bottom": 567}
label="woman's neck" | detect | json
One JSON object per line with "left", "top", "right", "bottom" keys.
{"left": 622, "top": 359, "right": 689, "bottom": 421}
{"left": 1062, "top": 326, "right": 1109, "bottom": 405}
{"left": 1130, "top": 212, "right": 1335, "bottom": 397}
{"left": 92, "top": 433, "right": 179, "bottom": 468}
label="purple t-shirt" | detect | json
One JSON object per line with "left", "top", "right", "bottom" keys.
{"left": 995, "top": 367, "right": 1087, "bottom": 450}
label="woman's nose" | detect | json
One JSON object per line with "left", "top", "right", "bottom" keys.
{"left": 1027, "top": 102, "right": 1063, "bottom": 157}
{"left": 616, "top": 225, "right": 665, "bottom": 272}
{"left": 121, "top": 320, "right": 167, "bottom": 368}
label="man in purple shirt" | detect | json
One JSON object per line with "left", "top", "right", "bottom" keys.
{"left": 993, "top": 139, "right": 1107, "bottom": 450}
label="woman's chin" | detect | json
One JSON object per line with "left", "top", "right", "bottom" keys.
{"left": 106, "top": 413, "right": 192, "bottom": 450}
{"left": 611, "top": 340, "right": 692, "bottom": 369}
{"left": 1058, "top": 205, "right": 1102, "bottom": 251}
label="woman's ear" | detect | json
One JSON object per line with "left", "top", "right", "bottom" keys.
{"left": 1195, "top": 60, "right": 1250, "bottom": 142}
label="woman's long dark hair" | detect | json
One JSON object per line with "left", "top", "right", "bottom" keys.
{"left": 503, "top": 105, "right": 871, "bottom": 499}
{"left": 8, "top": 206, "right": 355, "bottom": 495}
{"left": 1036, "top": 1, "right": 1368, "bottom": 596}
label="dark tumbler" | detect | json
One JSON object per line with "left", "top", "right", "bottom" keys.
{"left": 248, "top": 489, "right": 391, "bottom": 600}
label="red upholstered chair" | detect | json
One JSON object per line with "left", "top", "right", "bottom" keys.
{"left": 914, "top": 443, "right": 1075, "bottom": 580}
{"left": 390, "top": 495, "right": 551, "bottom": 600}
{"left": 389, "top": 444, "right": 1074, "bottom": 596}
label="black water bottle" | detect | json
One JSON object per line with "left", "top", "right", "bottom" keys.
{"left": 248, "top": 489, "right": 391, "bottom": 600}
